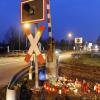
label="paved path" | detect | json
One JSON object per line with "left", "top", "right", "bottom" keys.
{"left": 0, "top": 57, "right": 28, "bottom": 87}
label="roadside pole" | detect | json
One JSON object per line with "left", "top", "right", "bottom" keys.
{"left": 34, "top": 23, "right": 39, "bottom": 88}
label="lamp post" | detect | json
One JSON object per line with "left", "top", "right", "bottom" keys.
{"left": 67, "top": 32, "right": 73, "bottom": 50}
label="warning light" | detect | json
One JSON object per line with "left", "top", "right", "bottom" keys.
{"left": 37, "top": 31, "right": 41, "bottom": 36}
{"left": 23, "top": 23, "right": 30, "bottom": 29}
{"left": 23, "top": 3, "right": 35, "bottom": 15}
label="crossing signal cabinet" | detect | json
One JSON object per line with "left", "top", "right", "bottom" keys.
{"left": 20, "top": 0, "right": 46, "bottom": 24}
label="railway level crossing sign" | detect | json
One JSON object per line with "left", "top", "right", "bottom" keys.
{"left": 20, "top": 0, "right": 46, "bottom": 64}
{"left": 20, "top": 0, "right": 47, "bottom": 88}
{"left": 24, "top": 25, "right": 45, "bottom": 64}
{"left": 20, "top": 0, "right": 46, "bottom": 24}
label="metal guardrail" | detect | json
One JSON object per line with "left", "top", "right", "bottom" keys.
{"left": 6, "top": 65, "right": 34, "bottom": 100}
{"left": 8, "top": 66, "right": 31, "bottom": 89}
{"left": 6, "top": 53, "right": 47, "bottom": 100}
{"left": 7, "top": 65, "right": 45, "bottom": 89}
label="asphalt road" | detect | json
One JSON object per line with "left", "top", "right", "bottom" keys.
{"left": 0, "top": 57, "right": 28, "bottom": 87}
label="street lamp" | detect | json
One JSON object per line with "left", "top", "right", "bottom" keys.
{"left": 67, "top": 32, "right": 73, "bottom": 50}
{"left": 68, "top": 32, "right": 73, "bottom": 39}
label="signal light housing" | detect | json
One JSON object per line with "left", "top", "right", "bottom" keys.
{"left": 20, "top": 0, "right": 46, "bottom": 24}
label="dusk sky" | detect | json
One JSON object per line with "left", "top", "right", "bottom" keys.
{"left": 0, "top": 0, "right": 100, "bottom": 42}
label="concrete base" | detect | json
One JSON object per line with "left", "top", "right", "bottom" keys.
{"left": 46, "top": 54, "right": 57, "bottom": 78}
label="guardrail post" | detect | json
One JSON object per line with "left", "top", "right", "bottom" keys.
{"left": 29, "top": 54, "right": 34, "bottom": 80}
{"left": 29, "top": 66, "right": 33, "bottom": 80}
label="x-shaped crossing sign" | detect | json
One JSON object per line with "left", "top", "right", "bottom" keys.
{"left": 24, "top": 26, "right": 45, "bottom": 64}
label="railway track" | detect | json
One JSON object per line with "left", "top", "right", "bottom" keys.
{"left": 59, "top": 62, "right": 100, "bottom": 82}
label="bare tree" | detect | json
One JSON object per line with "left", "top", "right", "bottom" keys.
{"left": 5, "top": 27, "right": 20, "bottom": 51}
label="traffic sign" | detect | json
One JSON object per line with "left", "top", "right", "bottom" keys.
{"left": 24, "top": 25, "right": 45, "bottom": 64}
{"left": 75, "top": 37, "right": 83, "bottom": 44}
{"left": 20, "top": 0, "right": 46, "bottom": 24}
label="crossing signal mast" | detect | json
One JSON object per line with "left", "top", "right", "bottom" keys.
{"left": 20, "top": 0, "right": 57, "bottom": 88}
{"left": 46, "top": 0, "right": 57, "bottom": 78}
{"left": 20, "top": 0, "right": 46, "bottom": 89}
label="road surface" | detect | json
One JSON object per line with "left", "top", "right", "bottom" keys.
{"left": 0, "top": 57, "right": 28, "bottom": 87}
